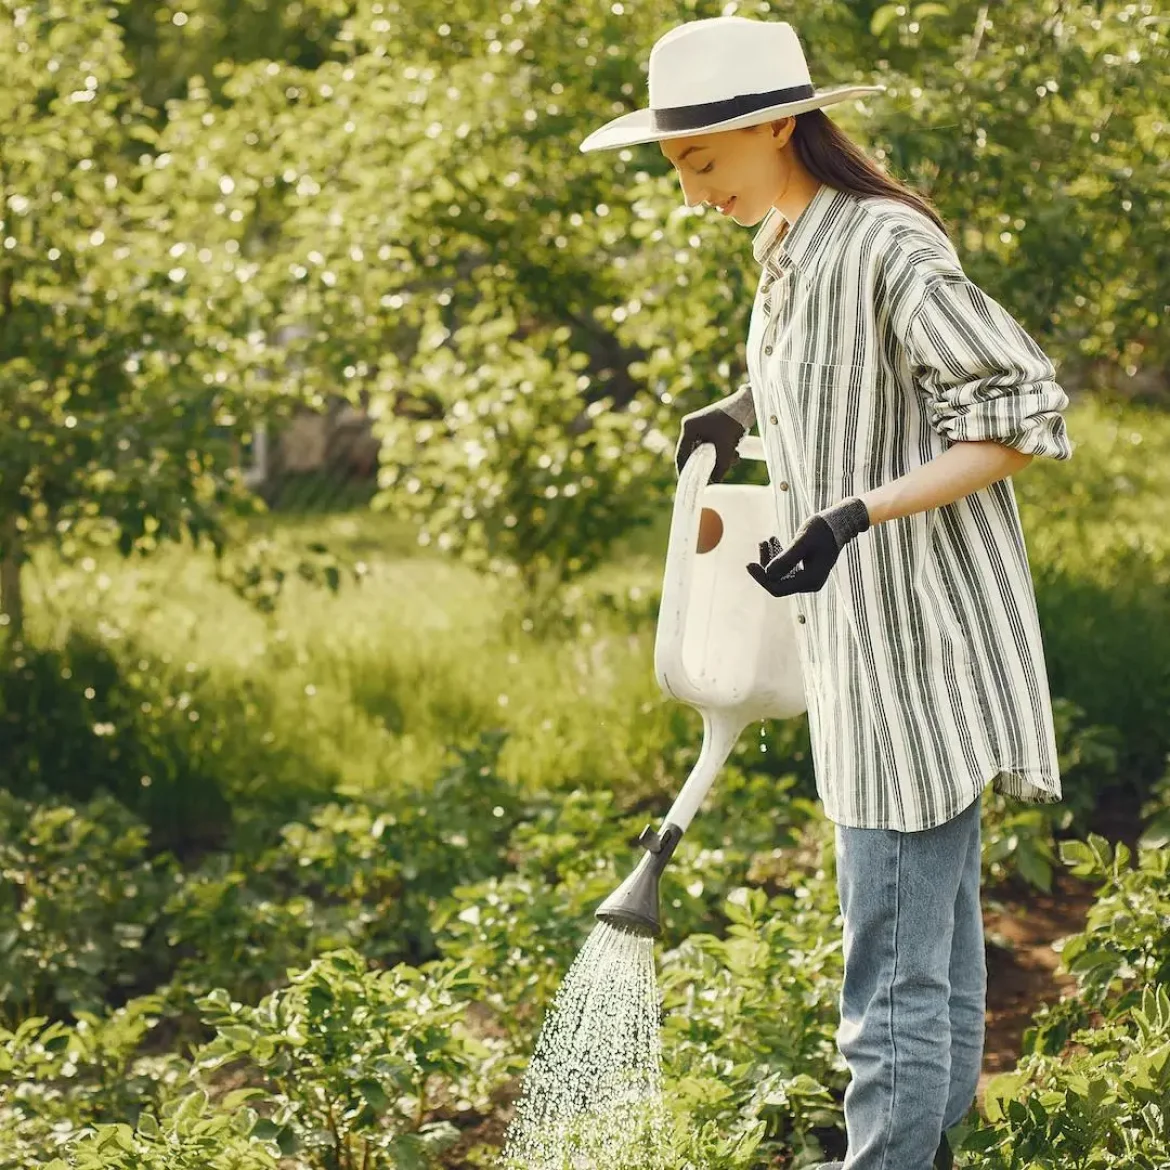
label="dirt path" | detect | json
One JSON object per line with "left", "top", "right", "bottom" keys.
{"left": 977, "top": 790, "right": 1145, "bottom": 1111}
{"left": 977, "top": 866, "right": 1099, "bottom": 1110}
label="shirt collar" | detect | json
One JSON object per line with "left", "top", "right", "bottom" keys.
{"left": 751, "top": 182, "right": 856, "bottom": 274}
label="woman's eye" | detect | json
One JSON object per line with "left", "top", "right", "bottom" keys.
{"left": 698, "top": 162, "right": 715, "bottom": 174}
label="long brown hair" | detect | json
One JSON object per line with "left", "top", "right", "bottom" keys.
{"left": 790, "top": 108, "right": 949, "bottom": 236}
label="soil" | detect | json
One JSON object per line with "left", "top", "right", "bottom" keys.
{"left": 977, "top": 865, "right": 1098, "bottom": 1111}
{"left": 975, "top": 785, "right": 1146, "bottom": 1110}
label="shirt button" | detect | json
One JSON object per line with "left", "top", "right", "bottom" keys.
{"left": 796, "top": 614, "right": 806, "bottom": 624}
{"left": 779, "top": 481, "right": 790, "bottom": 491}
{"left": 764, "top": 345, "right": 773, "bottom": 355}
{"left": 768, "top": 414, "right": 778, "bottom": 426}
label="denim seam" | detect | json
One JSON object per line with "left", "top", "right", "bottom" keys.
{"left": 877, "top": 833, "right": 902, "bottom": 1170}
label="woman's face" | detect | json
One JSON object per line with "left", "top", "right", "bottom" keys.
{"left": 659, "top": 119, "right": 795, "bottom": 226}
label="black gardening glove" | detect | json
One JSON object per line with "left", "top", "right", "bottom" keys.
{"left": 675, "top": 404, "right": 746, "bottom": 485}
{"left": 747, "top": 498, "right": 871, "bottom": 597}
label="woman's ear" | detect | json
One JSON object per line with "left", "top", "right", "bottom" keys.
{"left": 770, "top": 116, "right": 795, "bottom": 144}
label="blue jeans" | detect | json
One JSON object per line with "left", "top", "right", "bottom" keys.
{"left": 820, "top": 793, "right": 986, "bottom": 1170}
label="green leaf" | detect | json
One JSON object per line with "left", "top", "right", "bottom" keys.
{"left": 219, "top": 1024, "right": 257, "bottom": 1049}
{"left": 356, "top": 1077, "right": 390, "bottom": 1112}
{"left": 984, "top": 1071, "right": 1030, "bottom": 1123}
{"left": 870, "top": 4, "right": 900, "bottom": 36}
{"left": 307, "top": 986, "right": 334, "bottom": 1016}
{"left": 1059, "top": 839, "right": 1099, "bottom": 875}
{"left": 1015, "top": 844, "right": 1053, "bottom": 892}
{"left": 251, "top": 1119, "right": 282, "bottom": 1142}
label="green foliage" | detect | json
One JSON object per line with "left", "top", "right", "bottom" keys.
{"left": 192, "top": 949, "right": 495, "bottom": 1169}
{"left": 0, "top": 790, "right": 174, "bottom": 1025}
{"left": 867, "top": 0, "right": 1168, "bottom": 372}
{"left": 657, "top": 874, "right": 849, "bottom": 1166}
{"left": 980, "top": 698, "right": 1122, "bottom": 894}
{"left": 955, "top": 835, "right": 1170, "bottom": 1168}
{"left": 0, "top": 0, "right": 260, "bottom": 591}
{"left": 214, "top": 534, "right": 366, "bottom": 615}
{"left": 0, "top": 636, "right": 234, "bottom": 850}
{"left": 1053, "top": 833, "right": 1170, "bottom": 1016}
{"left": 157, "top": 732, "right": 521, "bottom": 1022}
{"left": 0, "top": 994, "right": 188, "bottom": 1169}
{"left": 1019, "top": 397, "right": 1170, "bottom": 783}
{"left": 43, "top": 1088, "right": 282, "bottom": 1170}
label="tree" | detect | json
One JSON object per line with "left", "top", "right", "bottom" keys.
{"left": 0, "top": 0, "right": 267, "bottom": 640}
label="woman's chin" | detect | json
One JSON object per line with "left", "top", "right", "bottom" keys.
{"left": 735, "top": 201, "right": 765, "bottom": 226}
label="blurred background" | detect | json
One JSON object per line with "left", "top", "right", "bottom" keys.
{"left": 0, "top": 1, "right": 1167, "bottom": 1167}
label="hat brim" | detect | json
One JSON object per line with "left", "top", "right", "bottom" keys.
{"left": 578, "top": 85, "right": 886, "bottom": 153}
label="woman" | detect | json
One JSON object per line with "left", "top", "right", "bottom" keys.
{"left": 579, "top": 15, "right": 1072, "bottom": 1170}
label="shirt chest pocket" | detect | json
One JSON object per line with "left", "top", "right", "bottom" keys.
{"left": 767, "top": 358, "right": 876, "bottom": 495}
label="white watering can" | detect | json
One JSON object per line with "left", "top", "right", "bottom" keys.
{"left": 596, "top": 435, "right": 808, "bottom": 936}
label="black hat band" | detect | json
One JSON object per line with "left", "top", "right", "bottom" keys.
{"left": 651, "top": 83, "right": 816, "bottom": 132}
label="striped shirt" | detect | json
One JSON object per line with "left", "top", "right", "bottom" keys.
{"left": 731, "top": 181, "right": 1073, "bottom": 832}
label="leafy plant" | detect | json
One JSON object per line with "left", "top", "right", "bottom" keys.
{"left": 0, "top": 790, "right": 175, "bottom": 1025}
{"left": 192, "top": 949, "right": 498, "bottom": 1169}
{"left": 657, "top": 868, "right": 850, "bottom": 1167}
{"left": 1052, "top": 834, "right": 1170, "bottom": 1016}
{"left": 964, "top": 983, "right": 1170, "bottom": 1169}
{"left": 0, "top": 995, "right": 188, "bottom": 1169}
{"left": 954, "top": 833, "right": 1170, "bottom": 1167}
{"left": 42, "top": 1088, "right": 282, "bottom": 1170}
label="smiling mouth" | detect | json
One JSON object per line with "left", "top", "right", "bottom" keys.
{"left": 716, "top": 197, "right": 737, "bottom": 215}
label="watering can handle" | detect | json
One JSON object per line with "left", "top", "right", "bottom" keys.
{"left": 654, "top": 442, "right": 715, "bottom": 704}
{"left": 737, "top": 434, "right": 766, "bottom": 462}
{"left": 655, "top": 431, "right": 767, "bottom": 704}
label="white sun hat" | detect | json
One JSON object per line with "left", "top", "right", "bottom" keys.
{"left": 579, "top": 16, "right": 885, "bottom": 154}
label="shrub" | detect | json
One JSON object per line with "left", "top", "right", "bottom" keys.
{"left": 0, "top": 995, "right": 187, "bottom": 1169}
{"left": 192, "top": 949, "right": 500, "bottom": 1169}
{"left": 953, "top": 833, "right": 1170, "bottom": 1167}
{"left": 43, "top": 1089, "right": 281, "bottom": 1170}
{"left": 0, "top": 790, "right": 174, "bottom": 1025}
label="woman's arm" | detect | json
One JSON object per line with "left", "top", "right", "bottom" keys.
{"left": 859, "top": 440, "right": 1033, "bottom": 526}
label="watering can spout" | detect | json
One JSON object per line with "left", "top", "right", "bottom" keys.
{"left": 595, "top": 823, "right": 684, "bottom": 938}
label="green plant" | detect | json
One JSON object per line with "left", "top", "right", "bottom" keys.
{"left": 961, "top": 983, "right": 1170, "bottom": 1169}
{"left": 1053, "top": 834, "right": 1170, "bottom": 1016}
{"left": 658, "top": 866, "right": 848, "bottom": 1167}
{"left": 0, "top": 790, "right": 175, "bottom": 1025}
{"left": 160, "top": 732, "right": 521, "bottom": 1020}
{"left": 42, "top": 1089, "right": 281, "bottom": 1170}
{"left": 192, "top": 949, "right": 499, "bottom": 1169}
{"left": 0, "top": 995, "right": 188, "bottom": 1169}
{"left": 954, "top": 832, "right": 1170, "bottom": 1167}
{"left": 0, "top": 637, "right": 234, "bottom": 851}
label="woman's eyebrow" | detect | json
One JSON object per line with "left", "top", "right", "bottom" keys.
{"left": 665, "top": 144, "right": 709, "bottom": 166}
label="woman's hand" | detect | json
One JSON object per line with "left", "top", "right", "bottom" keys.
{"left": 747, "top": 498, "right": 871, "bottom": 597}
{"left": 675, "top": 403, "right": 746, "bottom": 484}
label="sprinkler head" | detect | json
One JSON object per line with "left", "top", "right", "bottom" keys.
{"left": 595, "top": 823, "right": 684, "bottom": 938}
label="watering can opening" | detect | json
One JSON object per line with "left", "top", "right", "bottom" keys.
{"left": 697, "top": 507, "right": 724, "bottom": 554}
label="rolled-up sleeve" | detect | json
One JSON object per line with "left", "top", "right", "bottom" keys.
{"left": 904, "top": 275, "right": 1073, "bottom": 460}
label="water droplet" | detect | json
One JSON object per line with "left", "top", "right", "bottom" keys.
{"left": 498, "top": 923, "right": 670, "bottom": 1169}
